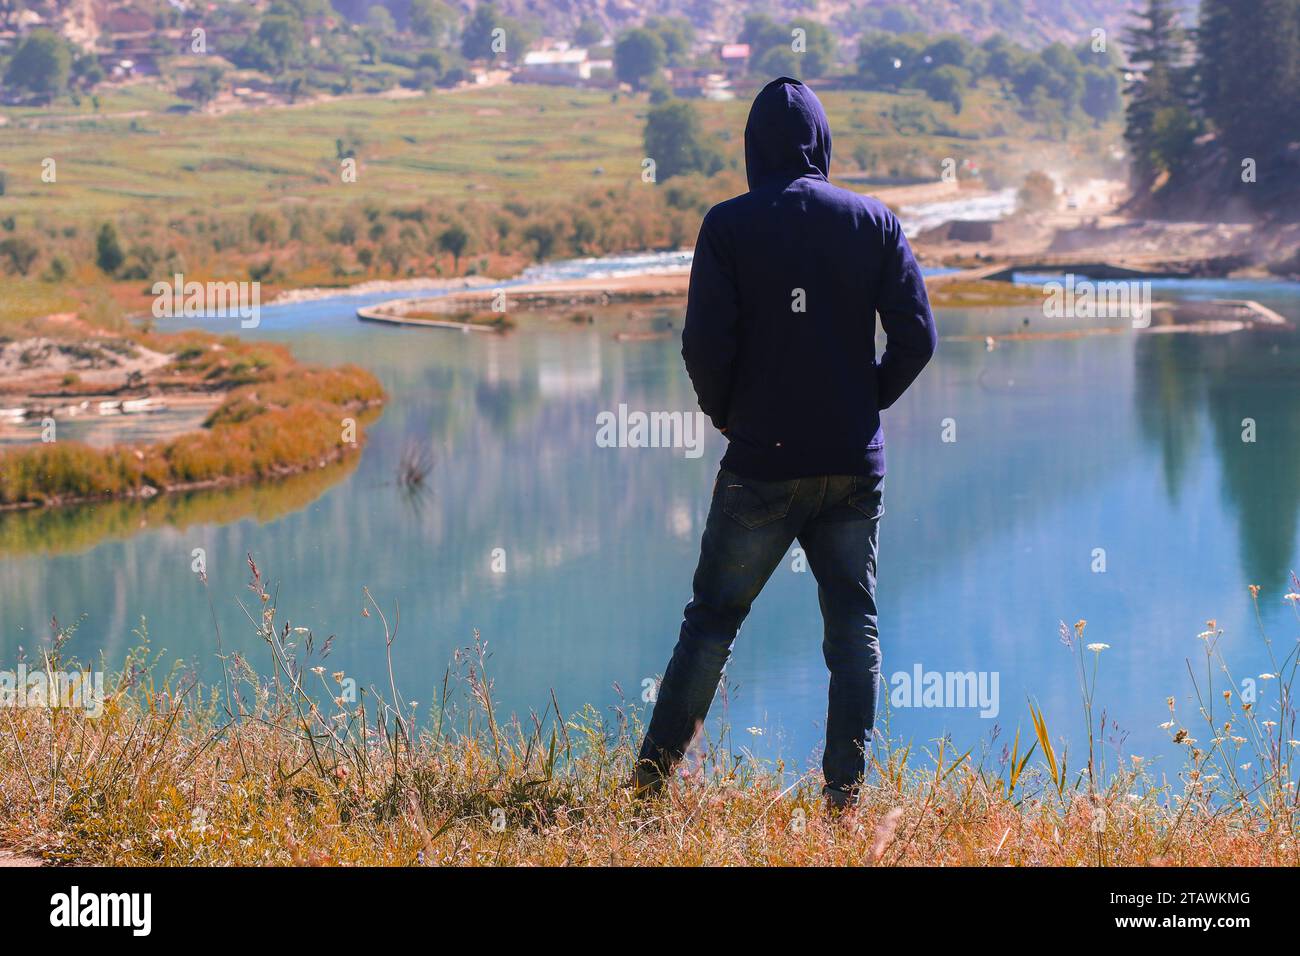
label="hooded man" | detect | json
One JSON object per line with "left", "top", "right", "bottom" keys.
{"left": 635, "top": 77, "right": 937, "bottom": 808}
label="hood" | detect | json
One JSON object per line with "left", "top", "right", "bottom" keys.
{"left": 743, "top": 77, "right": 832, "bottom": 190}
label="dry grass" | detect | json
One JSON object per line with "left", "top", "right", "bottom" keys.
{"left": 0, "top": 331, "right": 384, "bottom": 508}
{"left": 1, "top": 564, "right": 1297, "bottom": 867}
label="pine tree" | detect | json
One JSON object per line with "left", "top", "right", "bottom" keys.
{"left": 1122, "top": 0, "right": 1199, "bottom": 190}
{"left": 1196, "top": 0, "right": 1300, "bottom": 206}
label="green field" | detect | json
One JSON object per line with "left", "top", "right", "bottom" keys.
{"left": 1, "top": 81, "right": 1120, "bottom": 220}
{"left": 0, "top": 80, "right": 1122, "bottom": 328}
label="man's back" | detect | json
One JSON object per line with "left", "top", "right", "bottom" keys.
{"left": 682, "top": 77, "right": 937, "bottom": 480}
{"left": 637, "top": 78, "right": 938, "bottom": 806}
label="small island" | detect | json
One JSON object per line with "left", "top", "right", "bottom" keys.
{"left": 0, "top": 316, "right": 384, "bottom": 511}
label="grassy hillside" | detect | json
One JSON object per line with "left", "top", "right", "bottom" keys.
{"left": 0, "top": 81, "right": 1121, "bottom": 327}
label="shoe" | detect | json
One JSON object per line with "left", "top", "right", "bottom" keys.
{"left": 628, "top": 761, "right": 667, "bottom": 799}
{"left": 823, "top": 785, "right": 857, "bottom": 813}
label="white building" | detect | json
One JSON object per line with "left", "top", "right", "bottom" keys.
{"left": 517, "top": 48, "right": 592, "bottom": 84}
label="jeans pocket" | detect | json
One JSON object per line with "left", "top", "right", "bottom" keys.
{"left": 847, "top": 475, "right": 884, "bottom": 520}
{"left": 722, "top": 473, "right": 801, "bottom": 530}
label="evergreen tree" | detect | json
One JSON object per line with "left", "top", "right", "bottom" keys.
{"left": 1122, "top": 0, "right": 1199, "bottom": 190}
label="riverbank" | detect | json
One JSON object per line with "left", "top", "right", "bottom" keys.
{"left": 0, "top": 320, "right": 384, "bottom": 511}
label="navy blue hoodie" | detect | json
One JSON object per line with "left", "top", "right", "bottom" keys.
{"left": 682, "top": 77, "right": 937, "bottom": 481}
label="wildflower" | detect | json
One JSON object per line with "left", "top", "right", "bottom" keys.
{"left": 332, "top": 671, "right": 345, "bottom": 683}
{"left": 1160, "top": 720, "right": 1176, "bottom": 730}
{"left": 1284, "top": 592, "right": 1300, "bottom": 603}
{"left": 1058, "top": 620, "right": 1072, "bottom": 649}
{"left": 1260, "top": 673, "right": 1276, "bottom": 680}
{"left": 1262, "top": 720, "right": 1278, "bottom": 729}
{"left": 1241, "top": 763, "right": 1252, "bottom": 771}
{"left": 746, "top": 726, "right": 764, "bottom": 736}
{"left": 1166, "top": 696, "right": 1175, "bottom": 712}
{"left": 1074, "top": 619, "right": 1087, "bottom": 639}
{"left": 1130, "top": 755, "right": 1144, "bottom": 765}
{"left": 1197, "top": 629, "right": 1215, "bottom": 641}
{"left": 310, "top": 666, "right": 324, "bottom": 676}
{"left": 1172, "top": 728, "right": 1190, "bottom": 744}
{"left": 1249, "top": 585, "right": 1260, "bottom": 598}
{"left": 1086, "top": 642, "right": 1109, "bottom": 653}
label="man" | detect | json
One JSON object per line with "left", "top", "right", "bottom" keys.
{"left": 635, "top": 77, "right": 937, "bottom": 808}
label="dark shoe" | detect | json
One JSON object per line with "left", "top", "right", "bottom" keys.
{"left": 823, "top": 785, "right": 858, "bottom": 814}
{"left": 628, "top": 761, "right": 667, "bottom": 799}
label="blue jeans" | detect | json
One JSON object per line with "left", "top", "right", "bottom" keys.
{"left": 638, "top": 469, "right": 884, "bottom": 794}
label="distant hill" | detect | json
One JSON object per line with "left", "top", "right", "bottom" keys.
{"left": 20, "top": 0, "right": 1166, "bottom": 55}
{"left": 338, "top": 0, "right": 1158, "bottom": 49}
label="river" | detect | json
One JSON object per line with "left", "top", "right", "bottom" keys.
{"left": 2, "top": 264, "right": 1298, "bottom": 777}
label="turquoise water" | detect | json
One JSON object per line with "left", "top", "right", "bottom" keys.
{"left": 2, "top": 276, "right": 1297, "bottom": 778}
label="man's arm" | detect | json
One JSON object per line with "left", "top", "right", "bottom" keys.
{"left": 681, "top": 214, "right": 739, "bottom": 430}
{"left": 875, "top": 213, "right": 938, "bottom": 410}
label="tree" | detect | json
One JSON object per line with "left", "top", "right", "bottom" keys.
{"left": 856, "top": 32, "right": 924, "bottom": 89}
{"left": 1081, "top": 67, "right": 1121, "bottom": 124}
{"left": 789, "top": 20, "right": 836, "bottom": 77}
{"left": 461, "top": 2, "right": 509, "bottom": 61}
{"left": 980, "top": 33, "right": 1026, "bottom": 84}
{"left": 645, "top": 16, "right": 693, "bottom": 66}
{"left": 917, "top": 64, "right": 968, "bottom": 113}
{"left": 1123, "top": 0, "right": 1199, "bottom": 189}
{"left": 922, "top": 34, "right": 973, "bottom": 70}
{"left": 1039, "top": 41, "right": 1084, "bottom": 116}
{"left": 4, "top": 30, "right": 71, "bottom": 98}
{"left": 0, "top": 238, "right": 39, "bottom": 276}
{"left": 365, "top": 5, "right": 396, "bottom": 35}
{"left": 438, "top": 224, "right": 469, "bottom": 272}
{"left": 614, "top": 28, "right": 666, "bottom": 90}
{"left": 95, "top": 223, "right": 124, "bottom": 275}
{"left": 739, "top": 13, "right": 788, "bottom": 58}
{"left": 410, "top": 0, "right": 455, "bottom": 44}
{"left": 71, "top": 52, "right": 104, "bottom": 91}
{"left": 180, "top": 66, "right": 225, "bottom": 107}
{"left": 739, "top": 13, "right": 834, "bottom": 78}
{"left": 754, "top": 45, "right": 803, "bottom": 79}
{"left": 1199, "top": 0, "right": 1300, "bottom": 173}
{"left": 1017, "top": 171, "right": 1058, "bottom": 212}
{"left": 241, "top": 12, "right": 306, "bottom": 73}
{"left": 574, "top": 17, "right": 605, "bottom": 47}
{"left": 643, "top": 99, "right": 724, "bottom": 181}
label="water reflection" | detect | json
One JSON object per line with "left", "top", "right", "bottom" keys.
{"left": 1136, "top": 328, "right": 1300, "bottom": 593}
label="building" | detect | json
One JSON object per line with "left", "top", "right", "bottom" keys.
{"left": 719, "top": 42, "right": 750, "bottom": 77}
{"left": 669, "top": 68, "right": 734, "bottom": 101}
{"left": 515, "top": 48, "right": 593, "bottom": 84}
